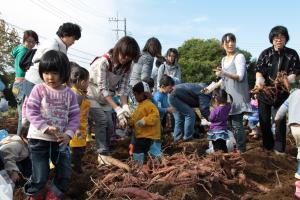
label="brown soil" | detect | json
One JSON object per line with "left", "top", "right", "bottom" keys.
{"left": 1, "top": 116, "right": 297, "bottom": 200}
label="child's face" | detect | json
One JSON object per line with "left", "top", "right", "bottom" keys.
{"left": 77, "top": 78, "right": 89, "bottom": 92}
{"left": 161, "top": 85, "right": 173, "bottom": 93}
{"left": 134, "top": 92, "right": 145, "bottom": 103}
{"left": 43, "top": 71, "right": 62, "bottom": 89}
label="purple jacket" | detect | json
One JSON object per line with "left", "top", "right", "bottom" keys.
{"left": 209, "top": 104, "right": 231, "bottom": 131}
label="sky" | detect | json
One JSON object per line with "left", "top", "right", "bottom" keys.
{"left": 1, "top": 0, "right": 300, "bottom": 68}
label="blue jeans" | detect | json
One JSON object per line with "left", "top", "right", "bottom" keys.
{"left": 168, "top": 83, "right": 210, "bottom": 142}
{"left": 24, "top": 139, "right": 71, "bottom": 198}
{"left": 12, "top": 80, "right": 34, "bottom": 135}
{"left": 89, "top": 107, "right": 113, "bottom": 155}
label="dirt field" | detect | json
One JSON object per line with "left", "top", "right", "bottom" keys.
{"left": 1, "top": 116, "right": 298, "bottom": 200}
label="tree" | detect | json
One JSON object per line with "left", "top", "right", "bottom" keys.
{"left": 178, "top": 38, "right": 256, "bottom": 87}
{"left": 0, "top": 19, "right": 20, "bottom": 106}
{"left": 0, "top": 19, "right": 20, "bottom": 84}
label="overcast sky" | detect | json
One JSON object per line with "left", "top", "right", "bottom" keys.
{"left": 1, "top": 0, "right": 300, "bottom": 68}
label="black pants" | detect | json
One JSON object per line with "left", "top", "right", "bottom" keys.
{"left": 134, "top": 138, "right": 152, "bottom": 154}
{"left": 258, "top": 100, "right": 287, "bottom": 151}
{"left": 212, "top": 139, "right": 228, "bottom": 153}
{"left": 71, "top": 147, "right": 85, "bottom": 172}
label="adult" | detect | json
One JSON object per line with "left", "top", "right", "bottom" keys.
{"left": 168, "top": 83, "right": 211, "bottom": 142}
{"left": 88, "top": 36, "right": 140, "bottom": 165}
{"left": 24, "top": 22, "right": 81, "bottom": 87}
{"left": 11, "top": 30, "right": 39, "bottom": 136}
{"left": 255, "top": 26, "right": 300, "bottom": 153}
{"left": 214, "top": 33, "right": 252, "bottom": 152}
{"left": 129, "top": 37, "right": 162, "bottom": 87}
{"left": 156, "top": 48, "right": 181, "bottom": 90}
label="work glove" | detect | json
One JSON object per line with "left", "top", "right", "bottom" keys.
{"left": 115, "top": 106, "right": 128, "bottom": 127}
{"left": 287, "top": 74, "right": 296, "bottom": 83}
{"left": 255, "top": 76, "right": 265, "bottom": 87}
{"left": 122, "top": 104, "right": 132, "bottom": 118}
{"left": 136, "top": 119, "right": 145, "bottom": 127}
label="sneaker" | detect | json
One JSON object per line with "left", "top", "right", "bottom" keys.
{"left": 274, "top": 150, "right": 286, "bottom": 156}
{"left": 98, "top": 154, "right": 112, "bottom": 166}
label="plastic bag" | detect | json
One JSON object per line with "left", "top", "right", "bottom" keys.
{"left": 0, "top": 170, "right": 14, "bottom": 200}
{"left": 0, "top": 98, "right": 8, "bottom": 112}
{"left": 226, "top": 130, "right": 237, "bottom": 152}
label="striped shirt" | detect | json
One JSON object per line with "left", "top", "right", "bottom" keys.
{"left": 26, "top": 83, "right": 80, "bottom": 141}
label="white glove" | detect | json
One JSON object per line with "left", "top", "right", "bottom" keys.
{"left": 115, "top": 106, "right": 128, "bottom": 127}
{"left": 287, "top": 74, "right": 296, "bottom": 84}
{"left": 255, "top": 76, "right": 265, "bottom": 87}
{"left": 122, "top": 104, "right": 132, "bottom": 117}
{"left": 136, "top": 119, "right": 145, "bottom": 127}
{"left": 200, "top": 118, "right": 211, "bottom": 126}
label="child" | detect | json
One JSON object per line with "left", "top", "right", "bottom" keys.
{"left": 129, "top": 81, "right": 161, "bottom": 164}
{"left": 24, "top": 50, "right": 80, "bottom": 200}
{"left": 247, "top": 94, "right": 260, "bottom": 139}
{"left": 68, "top": 62, "right": 90, "bottom": 174}
{"left": 275, "top": 89, "right": 300, "bottom": 198}
{"left": 153, "top": 74, "right": 175, "bottom": 127}
{"left": 207, "top": 88, "right": 231, "bottom": 152}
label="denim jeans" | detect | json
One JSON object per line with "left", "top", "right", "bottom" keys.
{"left": 168, "top": 83, "right": 210, "bottom": 142}
{"left": 89, "top": 107, "right": 113, "bottom": 155}
{"left": 24, "top": 139, "right": 71, "bottom": 198}
{"left": 12, "top": 80, "right": 34, "bottom": 135}
{"left": 229, "top": 114, "right": 246, "bottom": 152}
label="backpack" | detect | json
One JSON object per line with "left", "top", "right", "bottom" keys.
{"left": 90, "top": 54, "right": 131, "bottom": 73}
{"left": 19, "top": 49, "right": 37, "bottom": 71}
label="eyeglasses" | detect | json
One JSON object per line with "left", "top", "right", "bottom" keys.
{"left": 273, "top": 36, "right": 285, "bottom": 41}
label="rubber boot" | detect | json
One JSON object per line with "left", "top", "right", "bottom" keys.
{"left": 45, "top": 188, "right": 61, "bottom": 200}
{"left": 149, "top": 141, "right": 162, "bottom": 158}
{"left": 295, "top": 180, "right": 300, "bottom": 199}
{"left": 296, "top": 160, "right": 300, "bottom": 179}
{"left": 133, "top": 153, "right": 144, "bottom": 165}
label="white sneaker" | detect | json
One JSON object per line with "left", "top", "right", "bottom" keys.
{"left": 98, "top": 155, "right": 112, "bottom": 166}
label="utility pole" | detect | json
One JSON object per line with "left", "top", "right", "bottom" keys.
{"left": 108, "top": 12, "right": 127, "bottom": 40}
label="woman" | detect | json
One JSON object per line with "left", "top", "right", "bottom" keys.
{"left": 129, "top": 37, "right": 162, "bottom": 87}
{"left": 215, "top": 33, "right": 252, "bottom": 152}
{"left": 157, "top": 48, "right": 181, "bottom": 89}
{"left": 88, "top": 36, "right": 140, "bottom": 165}
{"left": 255, "top": 26, "right": 300, "bottom": 153}
{"left": 11, "top": 30, "right": 39, "bottom": 136}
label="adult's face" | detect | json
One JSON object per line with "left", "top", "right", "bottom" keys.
{"left": 24, "top": 36, "right": 37, "bottom": 49}
{"left": 222, "top": 40, "right": 236, "bottom": 55}
{"left": 118, "top": 54, "right": 132, "bottom": 65}
{"left": 61, "top": 36, "right": 76, "bottom": 48}
{"left": 272, "top": 34, "right": 286, "bottom": 51}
